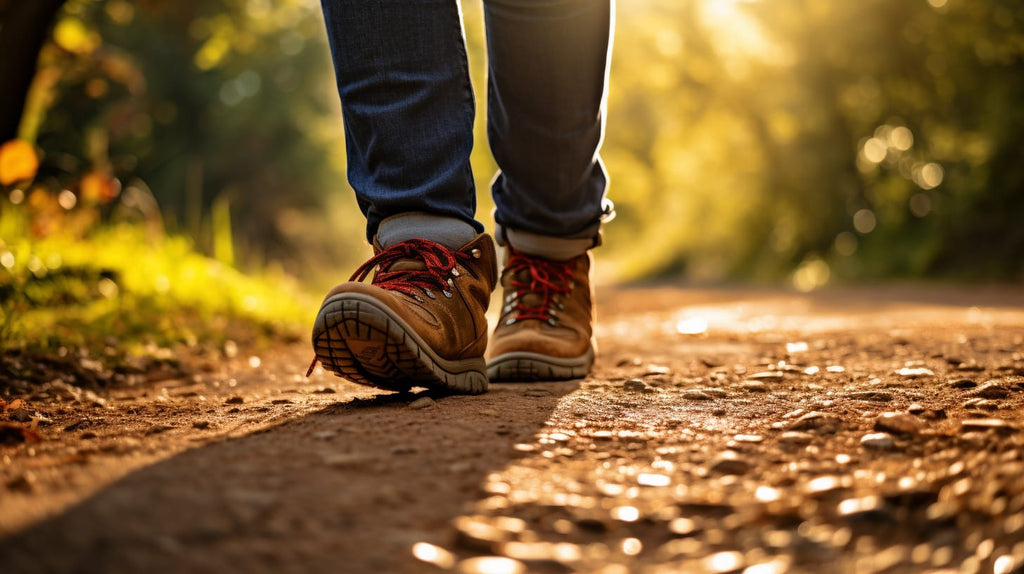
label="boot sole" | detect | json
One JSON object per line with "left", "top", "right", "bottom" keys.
{"left": 487, "top": 348, "right": 594, "bottom": 382}
{"left": 312, "top": 293, "right": 489, "bottom": 394}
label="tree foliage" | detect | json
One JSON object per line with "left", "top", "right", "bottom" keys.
{"left": 602, "top": 0, "right": 1024, "bottom": 283}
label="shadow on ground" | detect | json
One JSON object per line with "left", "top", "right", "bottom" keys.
{"left": 0, "top": 382, "right": 578, "bottom": 573}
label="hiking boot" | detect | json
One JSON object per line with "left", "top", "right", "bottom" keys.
{"left": 487, "top": 248, "right": 595, "bottom": 381}
{"left": 310, "top": 235, "right": 498, "bottom": 394}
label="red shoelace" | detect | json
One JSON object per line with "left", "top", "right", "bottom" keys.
{"left": 350, "top": 238, "right": 474, "bottom": 299}
{"left": 504, "top": 249, "right": 575, "bottom": 324}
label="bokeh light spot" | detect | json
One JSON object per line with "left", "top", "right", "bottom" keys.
{"left": 58, "top": 189, "right": 77, "bottom": 210}
{"left": 853, "top": 209, "right": 877, "bottom": 234}
{"left": 862, "top": 138, "right": 888, "bottom": 163}
{"left": 888, "top": 126, "right": 914, "bottom": 151}
{"left": 834, "top": 231, "right": 858, "bottom": 256}
{"left": 792, "top": 257, "right": 830, "bottom": 292}
{"left": 621, "top": 537, "right": 643, "bottom": 556}
{"left": 909, "top": 193, "right": 932, "bottom": 217}
{"left": 918, "top": 162, "right": 944, "bottom": 189}
{"left": 611, "top": 506, "right": 640, "bottom": 522}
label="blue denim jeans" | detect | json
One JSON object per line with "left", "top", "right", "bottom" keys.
{"left": 320, "top": 0, "right": 613, "bottom": 245}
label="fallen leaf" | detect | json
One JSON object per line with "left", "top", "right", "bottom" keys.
{"left": 0, "top": 422, "right": 42, "bottom": 445}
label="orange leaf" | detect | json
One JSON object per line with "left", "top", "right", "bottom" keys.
{"left": 0, "top": 139, "right": 40, "bottom": 185}
{"left": 0, "top": 422, "right": 41, "bottom": 445}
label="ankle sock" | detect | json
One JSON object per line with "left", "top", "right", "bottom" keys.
{"left": 376, "top": 212, "right": 479, "bottom": 250}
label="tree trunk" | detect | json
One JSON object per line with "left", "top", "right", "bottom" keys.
{"left": 0, "top": 0, "right": 67, "bottom": 142}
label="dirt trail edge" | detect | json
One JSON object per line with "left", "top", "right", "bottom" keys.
{"left": 2, "top": 285, "right": 1024, "bottom": 574}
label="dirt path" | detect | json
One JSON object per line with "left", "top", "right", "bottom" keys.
{"left": 2, "top": 285, "right": 1024, "bottom": 573}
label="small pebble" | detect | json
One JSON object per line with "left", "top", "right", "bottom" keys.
{"left": 848, "top": 390, "right": 894, "bottom": 402}
{"left": 838, "top": 495, "right": 893, "bottom": 522}
{"left": 788, "top": 411, "right": 842, "bottom": 433}
{"left": 875, "top": 412, "right": 923, "bottom": 435}
{"left": 971, "top": 381, "right": 1010, "bottom": 399}
{"left": 804, "top": 475, "right": 848, "bottom": 496}
{"left": 682, "top": 390, "right": 714, "bottom": 401}
{"left": 961, "top": 418, "right": 1018, "bottom": 433}
{"left": 896, "top": 367, "right": 935, "bottom": 378}
{"left": 964, "top": 398, "right": 999, "bottom": 411}
{"left": 409, "top": 397, "right": 436, "bottom": 410}
{"left": 709, "top": 451, "right": 751, "bottom": 475}
{"left": 623, "top": 379, "right": 648, "bottom": 392}
{"left": 778, "top": 431, "right": 814, "bottom": 445}
{"left": 861, "top": 432, "right": 895, "bottom": 450}
{"left": 732, "top": 434, "right": 764, "bottom": 443}
{"left": 224, "top": 396, "right": 244, "bottom": 405}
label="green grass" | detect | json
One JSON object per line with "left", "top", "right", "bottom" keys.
{"left": 0, "top": 207, "right": 317, "bottom": 359}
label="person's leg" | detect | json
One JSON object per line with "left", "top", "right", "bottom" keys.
{"left": 312, "top": 0, "right": 497, "bottom": 394}
{"left": 320, "top": 0, "right": 481, "bottom": 247}
{"left": 483, "top": 0, "right": 614, "bottom": 381}
{"left": 485, "top": 0, "right": 614, "bottom": 252}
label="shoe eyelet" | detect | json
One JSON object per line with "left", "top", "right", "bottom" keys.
{"left": 471, "top": 248, "right": 482, "bottom": 259}
{"left": 505, "top": 318, "right": 517, "bottom": 326}
{"left": 442, "top": 290, "right": 453, "bottom": 299}
{"left": 451, "top": 268, "right": 461, "bottom": 277}
{"left": 548, "top": 318, "right": 559, "bottom": 327}
{"left": 413, "top": 294, "right": 425, "bottom": 302}
{"left": 424, "top": 289, "right": 436, "bottom": 300}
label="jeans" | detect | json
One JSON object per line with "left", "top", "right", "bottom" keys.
{"left": 320, "top": 0, "right": 613, "bottom": 244}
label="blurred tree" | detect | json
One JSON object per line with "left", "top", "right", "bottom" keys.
{"left": 600, "top": 0, "right": 1024, "bottom": 283}
{"left": 16, "top": 0, "right": 363, "bottom": 276}
{"left": 0, "top": 0, "right": 66, "bottom": 141}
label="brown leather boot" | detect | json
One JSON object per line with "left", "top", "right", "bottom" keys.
{"left": 310, "top": 235, "right": 497, "bottom": 394}
{"left": 487, "top": 247, "right": 595, "bottom": 381}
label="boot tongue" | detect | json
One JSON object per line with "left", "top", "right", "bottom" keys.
{"left": 384, "top": 259, "right": 427, "bottom": 273}
{"left": 520, "top": 292, "right": 545, "bottom": 307}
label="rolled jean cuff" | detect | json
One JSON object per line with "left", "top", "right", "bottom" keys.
{"left": 376, "top": 212, "right": 480, "bottom": 250}
{"left": 495, "top": 224, "right": 600, "bottom": 261}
